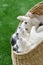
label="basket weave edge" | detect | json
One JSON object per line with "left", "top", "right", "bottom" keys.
{"left": 26, "top": 1, "right": 43, "bottom": 16}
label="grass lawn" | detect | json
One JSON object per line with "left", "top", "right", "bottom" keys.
{"left": 0, "top": 0, "right": 43, "bottom": 65}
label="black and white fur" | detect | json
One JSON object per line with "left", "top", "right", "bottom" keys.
{"left": 11, "top": 12, "right": 43, "bottom": 53}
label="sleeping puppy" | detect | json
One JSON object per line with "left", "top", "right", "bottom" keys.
{"left": 17, "top": 12, "right": 43, "bottom": 32}
{"left": 17, "top": 15, "right": 40, "bottom": 33}
{"left": 18, "top": 26, "right": 43, "bottom": 53}
{"left": 11, "top": 12, "right": 43, "bottom": 53}
{"left": 17, "top": 16, "right": 32, "bottom": 33}
{"left": 11, "top": 24, "right": 29, "bottom": 52}
{"left": 11, "top": 26, "right": 43, "bottom": 53}
{"left": 11, "top": 25, "right": 43, "bottom": 53}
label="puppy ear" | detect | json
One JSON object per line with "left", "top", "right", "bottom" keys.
{"left": 17, "top": 16, "right": 25, "bottom": 21}
{"left": 17, "top": 16, "right": 29, "bottom": 21}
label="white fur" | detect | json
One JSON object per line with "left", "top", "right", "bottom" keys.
{"left": 37, "top": 26, "right": 43, "bottom": 32}
{"left": 27, "top": 26, "right": 43, "bottom": 46}
{"left": 17, "top": 15, "right": 40, "bottom": 33}
{"left": 16, "top": 37, "right": 28, "bottom": 52}
{"left": 16, "top": 26, "right": 29, "bottom": 40}
{"left": 17, "top": 16, "right": 29, "bottom": 21}
{"left": 16, "top": 26, "right": 43, "bottom": 52}
{"left": 12, "top": 13, "right": 43, "bottom": 53}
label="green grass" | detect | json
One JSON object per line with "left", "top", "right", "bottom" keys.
{"left": 0, "top": 0, "right": 43, "bottom": 65}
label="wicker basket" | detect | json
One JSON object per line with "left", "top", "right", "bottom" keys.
{"left": 11, "top": 1, "right": 43, "bottom": 65}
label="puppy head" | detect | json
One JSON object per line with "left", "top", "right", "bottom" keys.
{"left": 17, "top": 16, "right": 32, "bottom": 32}
{"left": 17, "top": 14, "right": 43, "bottom": 33}
{"left": 13, "top": 37, "right": 28, "bottom": 53}
{"left": 11, "top": 34, "right": 27, "bottom": 53}
{"left": 17, "top": 15, "right": 39, "bottom": 33}
{"left": 11, "top": 32, "right": 20, "bottom": 52}
{"left": 11, "top": 25, "right": 23, "bottom": 45}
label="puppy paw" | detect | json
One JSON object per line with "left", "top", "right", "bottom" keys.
{"left": 37, "top": 26, "right": 43, "bottom": 32}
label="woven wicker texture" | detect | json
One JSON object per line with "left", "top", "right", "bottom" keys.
{"left": 11, "top": 1, "right": 43, "bottom": 65}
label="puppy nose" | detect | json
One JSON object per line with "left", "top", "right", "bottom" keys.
{"left": 11, "top": 38, "right": 16, "bottom": 46}
{"left": 13, "top": 47, "right": 17, "bottom": 51}
{"left": 13, "top": 45, "right": 18, "bottom": 51}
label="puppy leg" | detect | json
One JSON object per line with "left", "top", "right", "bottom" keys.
{"left": 37, "top": 26, "right": 43, "bottom": 32}
{"left": 27, "top": 26, "right": 43, "bottom": 51}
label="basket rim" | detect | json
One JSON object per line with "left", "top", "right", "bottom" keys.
{"left": 29, "top": 1, "right": 43, "bottom": 12}
{"left": 13, "top": 45, "right": 38, "bottom": 55}
{"left": 26, "top": 1, "right": 43, "bottom": 16}
{"left": 13, "top": 1, "right": 43, "bottom": 55}
{"left": 13, "top": 41, "right": 43, "bottom": 55}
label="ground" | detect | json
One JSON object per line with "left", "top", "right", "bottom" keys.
{"left": 0, "top": 0, "right": 43, "bottom": 65}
